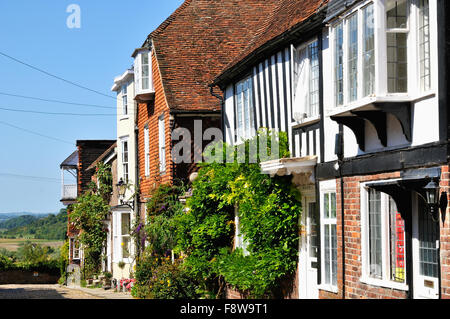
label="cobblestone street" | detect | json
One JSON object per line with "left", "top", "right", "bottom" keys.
{"left": 0, "top": 284, "right": 132, "bottom": 299}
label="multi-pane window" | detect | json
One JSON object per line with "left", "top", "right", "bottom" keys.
{"left": 418, "top": 0, "right": 431, "bottom": 92}
{"left": 114, "top": 212, "right": 131, "bottom": 261}
{"left": 386, "top": 0, "right": 408, "bottom": 93}
{"left": 235, "top": 76, "right": 255, "bottom": 140}
{"left": 158, "top": 115, "right": 166, "bottom": 173}
{"left": 71, "top": 238, "right": 80, "bottom": 260}
{"left": 389, "top": 197, "right": 406, "bottom": 282}
{"left": 121, "top": 84, "right": 128, "bottom": 116}
{"left": 418, "top": 199, "right": 439, "bottom": 278}
{"left": 347, "top": 14, "right": 359, "bottom": 102}
{"left": 141, "top": 53, "right": 150, "bottom": 91}
{"left": 121, "top": 139, "right": 129, "bottom": 183}
{"left": 365, "top": 189, "right": 406, "bottom": 284}
{"left": 121, "top": 213, "right": 131, "bottom": 259}
{"left": 144, "top": 126, "right": 150, "bottom": 177}
{"left": 334, "top": 23, "right": 344, "bottom": 106}
{"left": 322, "top": 192, "right": 337, "bottom": 287}
{"left": 293, "top": 39, "right": 320, "bottom": 119}
{"left": 363, "top": 4, "right": 375, "bottom": 96}
{"left": 368, "top": 189, "right": 382, "bottom": 278}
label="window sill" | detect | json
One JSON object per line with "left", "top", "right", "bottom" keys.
{"left": 317, "top": 284, "right": 338, "bottom": 294}
{"left": 119, "top": 116, "right": 130, "bottom": 121}
{"left": 359, "top": 276, "right": 409, "bottom": 291}
{"left": 326, "top": 92, "right": 437, "bottom": 118}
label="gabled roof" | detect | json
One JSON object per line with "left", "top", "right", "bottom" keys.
{"left": 86, "top": 142, "right": 117, "bottom": 171}
{"left": 146, "top": 0, "right": 281, "bottom": 112}
{"left": 60, "top": 150, "right": 78, "bottom": 169}
{"left": 213, "top": 0, "right": 329, "bottom": 87}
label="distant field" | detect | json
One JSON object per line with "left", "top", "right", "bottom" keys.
{"left": 0, "top": 238, "right": 64, "bottom": 251}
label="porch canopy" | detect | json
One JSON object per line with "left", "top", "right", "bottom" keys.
{"left": 260, "top": 156, "right": 318, "bottom": 185}
{"left": 366, "top": 167, "right": 441, "bottom": 218}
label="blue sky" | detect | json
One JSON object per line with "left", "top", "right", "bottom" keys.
{"left": 0, "top": 0, "right": 183, "bottom": 213}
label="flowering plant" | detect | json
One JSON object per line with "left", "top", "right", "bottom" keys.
{"left": 120, "top": 278, "right": 136, "bottom": 292}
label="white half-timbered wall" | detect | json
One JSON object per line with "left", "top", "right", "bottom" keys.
{"left": 223, "top": 45, "right": 322, "bottom": 161}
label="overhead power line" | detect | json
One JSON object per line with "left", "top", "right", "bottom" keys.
{"left": 0, "top": 50, "right": 116, "bottom": 100}
{"left": 0, "top": 173, "right": 60, "bottom": 183}
{"left": 0, "top": 106, "right": 115, "bottom": 116}
{"left": 0, "top": 120, "right": 74, "bottom": 145}
{"left": 0, "top": 91, "right": 116, "bottom": 109}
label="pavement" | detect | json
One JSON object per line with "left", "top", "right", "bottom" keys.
{"left": 0, "top": 284, "right": 134, "bottom": 299}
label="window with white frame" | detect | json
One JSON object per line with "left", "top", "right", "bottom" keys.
{"left": 144, "top": 125, "right": 150, "bottom": 177}
{"left": 363, "top": 188, "right": 407, "bottom": 285}
{"left": 234, "top": 208, "right": 249, "bottom": 256}
{"left": 141, "top": 52, "right": 150, "bottom": 91}
{"left": 293, "top": 39, "right": 320, "bottom": 120}
{"left": 113, "top": 212, "right": 131, "bottom": 262}
{"left": 121, "top": 138, "right": 129, "bottom": 183}
{"left": 334, "top": 22, "right": 344, "bottom": 106}
{"left": 418, "top": 0, "right": 431, "bottom": 92}
{"left": 121, "top": 84, "right": 128, "bottom": 116}
{"left": 321, "top": 191, "right": 337, "bottom": 287}
{"left": 235, "top": 76, "right": 255, "bottom": 141}
{"left": 71, "top": 237, "right": 80, "bottom": 260}
{"left": 363, "top": 4, "right": 375, "bottom": 96}
{"left": 332, "top": 0, "right": 431, "bottom": 107}
{"left": 158, "top": 115, "right": 166, "bottom": 173}
{"left": 347, "top": 13, "right": 359, "bottom": 102}
{"left": 386, "top": 0, "right": 408, "bottom": 93}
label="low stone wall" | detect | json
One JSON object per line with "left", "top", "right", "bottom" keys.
{"left": 0, "top": 270, "right": 60, "bottom": 285}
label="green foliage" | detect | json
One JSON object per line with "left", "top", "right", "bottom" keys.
{"left": 0, "top": 209, "right": 68, "bottom": 240}
{"left": 58, "top": 240, "right": 70, "bottom": 284}
{"left": 178, "top": 130, "right": 301, "bottom": 298}
{"left": 145, "top": 183, "right": 186, "bottom": 255}
{"left": 0, "top": 242, "right": 60, "bottom": 275}
{"left": 147, "top": 258, "right": 200, "bottom": 299}
{"left": 71, "top": 192, "right": 109, "bottom": 276}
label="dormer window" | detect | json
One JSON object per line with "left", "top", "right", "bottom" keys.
{"left": 133, "top": 49, "right": 154, "bottom": 96}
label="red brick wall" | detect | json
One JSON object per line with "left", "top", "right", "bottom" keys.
{"left": 440, "top": 165, "right": 450, "bottom": 299}
{"left": 137, "top": 51, "right": 173, "bottom": 203}
{"left": 319, "top": 167, "right": 450, "bottom": 299}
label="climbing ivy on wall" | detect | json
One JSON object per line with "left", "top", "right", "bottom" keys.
{"left": 177, "top": 130, "right": 302, "bottom": 298}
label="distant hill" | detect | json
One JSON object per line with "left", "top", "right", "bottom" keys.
{"left": 0, "top": 209, "right": 67, "bottom": 240}
{"left": 0, "top": 212, "right": 54, "bottom": 222}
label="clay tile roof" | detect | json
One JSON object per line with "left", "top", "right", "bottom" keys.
{"left": 147, "top": 0, "right": 281, "bottom": 112}
{"left": 215, "top": 0, "right": 329, "bottom": 86}
{"left": 86, "top": 142, "right": 117, "bottom": 171}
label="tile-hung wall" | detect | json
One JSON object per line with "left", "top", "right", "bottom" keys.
{"left": 223, "top": 43, "right": 322, "bottom": 161}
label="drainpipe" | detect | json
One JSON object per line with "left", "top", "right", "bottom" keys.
{"left": 134, "top": 116, "right": 141, "bottom": 258}
{"left": 209, "top": 85, "right": 225, "bottom": 133}
{"left": 335, "top": 126, "right": 345, "bottom": 299}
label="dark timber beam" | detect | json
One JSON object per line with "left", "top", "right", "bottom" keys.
{"left": 351, "top": 110, "right": 387, "bottom": 147}
{"left": 330, "top": 115, "right": 366, "bottom": 151}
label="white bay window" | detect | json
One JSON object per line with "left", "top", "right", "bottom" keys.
{"left": 133, "top": 49, "right": 154, "bottom": 96}
{"left": 331, "top": 0, "right": 432, "bottom": 108}
{"left": 113, "top": 212, "right": 132, "bottom": 263}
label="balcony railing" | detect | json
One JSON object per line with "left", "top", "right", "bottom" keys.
{"left": 62, "top": 184, "right": 77, "bottom": 200}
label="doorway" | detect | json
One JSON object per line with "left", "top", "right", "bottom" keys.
{"left": 299, "top": 198, "right": 319, "bottom": 299}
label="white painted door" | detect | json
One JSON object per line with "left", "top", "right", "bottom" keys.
{"left": 299, "top": 200, "right": 319, "bottom": 299}
{"left": 413, "top": 197, "right": 440, "bottom": 299}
